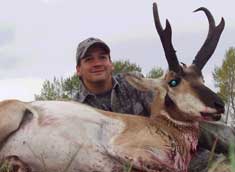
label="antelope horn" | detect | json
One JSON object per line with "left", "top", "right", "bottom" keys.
{"left": 152, "top": 2, "right": 180, "bottom": 73}
{"left": 192, "top": 7, "right": 225, "bottom": 70}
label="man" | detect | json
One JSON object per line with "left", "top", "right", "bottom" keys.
{"left": 74, "top": 37, "right": 235, "bottom": 172}
{"left": 74, "top": 37, "right": 153, "bottom": 115}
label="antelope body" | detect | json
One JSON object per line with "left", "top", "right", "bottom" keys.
{"left": 0, "top": 3, "right": 225, "bottom": 172}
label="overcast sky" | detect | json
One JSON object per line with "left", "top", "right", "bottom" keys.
{"left": 0, "top": 0, "right": 235, "bottom": 101}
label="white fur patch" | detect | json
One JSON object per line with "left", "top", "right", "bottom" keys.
{"left": 174, "top": 93, "right": 205, "bottom": 117}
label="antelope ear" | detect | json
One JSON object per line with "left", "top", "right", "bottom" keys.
{"left": 124, "top": 73, "right": 153, "bottom": 91}
{"left": 0, "top": 100, "right": 29, "bottom": 142}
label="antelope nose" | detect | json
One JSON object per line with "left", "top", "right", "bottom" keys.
{"left": 214, "top": 101, "right": 225, "bottom": 113}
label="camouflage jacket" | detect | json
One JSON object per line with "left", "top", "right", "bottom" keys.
{"left": 74, "top": 73, "right": 153, "bottom": 116}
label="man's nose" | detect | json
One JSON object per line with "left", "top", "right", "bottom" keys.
{"left": 93, "top": 57, "right": 103, "bottom": 66}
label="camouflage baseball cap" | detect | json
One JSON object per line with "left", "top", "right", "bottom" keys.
{"left": 76, "top": 37, "right": 110, "bottom": 65}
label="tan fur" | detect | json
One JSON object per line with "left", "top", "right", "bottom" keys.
{"left": 99, "top": 109, "right": 198, "bottom": 171}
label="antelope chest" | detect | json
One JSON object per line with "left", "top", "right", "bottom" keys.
{"left": 147, "top": 119, "right": 199, "bottom": 171}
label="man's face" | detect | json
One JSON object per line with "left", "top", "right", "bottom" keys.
{"left": 76, "top": 45, "right": 114, "bottom": 85}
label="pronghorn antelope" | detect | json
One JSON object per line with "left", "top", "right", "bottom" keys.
{"left": 0, "top": 2, "right": 225, "bottom": 172}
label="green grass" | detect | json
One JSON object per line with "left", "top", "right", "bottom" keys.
{"left": 123, "top": 161, "right": 133, "bottom": 172}
{"left": 0, "top": 162, "right": 12, "bottom": 172}
{"left": 208, "top": 141, "right": 235, "bottom": 172}
{"left": 229, "top": 143, "right": 235, "bottom": 172}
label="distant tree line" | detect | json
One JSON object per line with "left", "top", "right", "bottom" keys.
{"left": 35, "top": 60, "right": 163, "bottom": 101}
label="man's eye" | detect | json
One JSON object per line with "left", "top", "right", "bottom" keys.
{"left": 84, "top": 57, "right": 92, "bottom": 62}
{"left": 99, "top": 55, "right": 107, "bottom": 59}
{"left": 168, "top": 78, "right": 181, "bottom": 87}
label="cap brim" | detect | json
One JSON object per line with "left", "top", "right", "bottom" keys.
{"left": 81, "top": 42, "right": 110, "bottom": 59}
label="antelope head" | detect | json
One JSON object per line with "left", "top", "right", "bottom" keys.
{"left": 126, "top": 3, "right": 225, "bottom": 123}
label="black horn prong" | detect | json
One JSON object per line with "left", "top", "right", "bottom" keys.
{"left": 153, "top": 2, "right": 180, "bottom": 73}
{"left": 192, "top": 7, "right": 225, "bottom": 70}
{"left": 194, "top": 7, "right": 215, "bottom": 27}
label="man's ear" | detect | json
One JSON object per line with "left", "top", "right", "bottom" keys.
{"left": 76, "top": 65, "right": 82, "bottom": 77}
{"left": 111, "top": 63, "right": 114, "bottom": 71}
{"left": 110, "top": 60, "right": 114, "bottom": 71}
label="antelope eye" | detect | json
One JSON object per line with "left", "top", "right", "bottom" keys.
{"left": 168, "top": 78, "right": 180, "bottom": 87}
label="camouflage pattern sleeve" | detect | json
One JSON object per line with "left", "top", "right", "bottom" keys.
{"left": 114, "top": 73, "right": 154, "bottom": 116}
